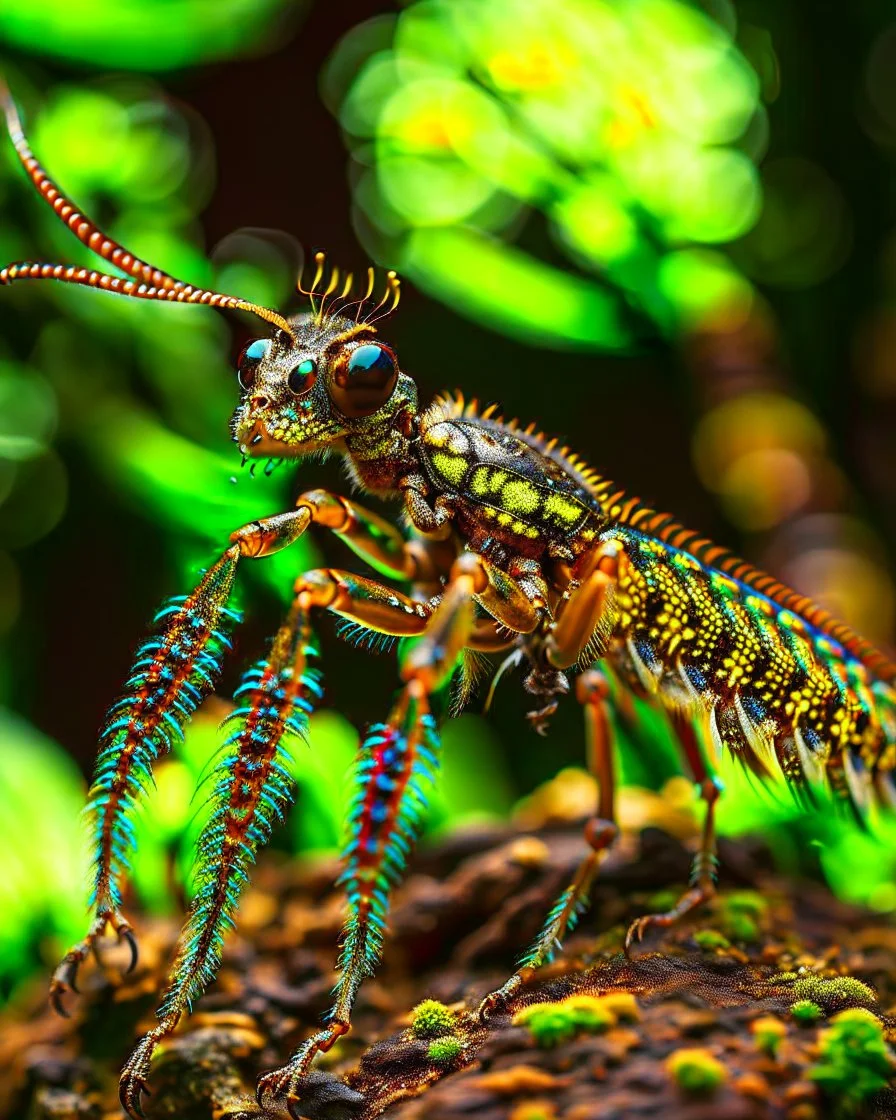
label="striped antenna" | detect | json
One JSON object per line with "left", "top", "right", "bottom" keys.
{"left": 0, "top": 78, "right": 297, "bottom": 342}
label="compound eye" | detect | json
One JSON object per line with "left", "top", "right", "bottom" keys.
{"left": 237, "top": 338, "right": 271, "bottom": 391}
{"left": 287, "top": 357, "right": 318, "bottom": 396}
{"left": 330, "top": 343, "right": 398, "bottom": 418}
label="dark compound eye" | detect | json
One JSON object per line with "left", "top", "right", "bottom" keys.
{"left": 287, "top": 357, "right": 318, "bottom": 395}
{"left": 347, "top": 344, "right": 394, "bottom": 379}
{"left": 237, "top": 337, "right": 271, "bottom": 391}
{"left": 330, "top": 343, "right": 398, "bottom": 418}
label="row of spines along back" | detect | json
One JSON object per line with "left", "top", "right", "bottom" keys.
{"left": 596, "top": 488, "right": 896, "bottom": 686}
{"left": 437, "top": 394, "right": 896, "bottom": 684}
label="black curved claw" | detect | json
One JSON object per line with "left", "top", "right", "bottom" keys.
{"left": 478, "top": 992, "right": 503, "bottom": 1024}
{"left": 120, "top": 927, "right": 139, "bottom": 974}
{"left": 49, "top": 981, "right": 71, "bottom": 1018}
{"left": 119, "top": 1073, "right": 151, "bottom": 1120}
{"left": 49, "top": 955, "right": 82, "bottom": 1017}
{"left": 256, "top": 1068, "right": 291, "bottom": 1109}
{"left": 58, "top": 955, "right": 81, "bottom": 995}
{"left": 623, "top": 916, "right": 649, "bottom": 959}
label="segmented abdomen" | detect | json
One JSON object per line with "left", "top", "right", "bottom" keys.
{"left": 606, "top": 528, "right": 896, "bottom": 814}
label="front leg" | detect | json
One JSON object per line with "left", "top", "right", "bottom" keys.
{"left": 50, "top": 547, "right": 241, "bottom": 1016}
{"left": 51, "top": 505, "right": 315, "bottom": 1016}
{"left": 54, "top": 489, "right": 455, "bottom": 1015}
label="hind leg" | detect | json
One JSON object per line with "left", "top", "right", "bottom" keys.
{"left": 625, "top": 710, "right": 722, "bottom": 953}
{"left": 479, "top": 669, "right": 619, "bottom": 1019}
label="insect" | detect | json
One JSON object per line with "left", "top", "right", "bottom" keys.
{"left": 5, "top": 80, "right": 896, "bottom": 1119}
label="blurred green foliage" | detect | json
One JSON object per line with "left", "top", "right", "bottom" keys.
{"left": 0, "top": 0, "right": 301, "bottom": 71}
{"left": 0, "top": 72, "right": 315, "bottom": 622}
{"left": 325, "top": 0, "right": 761, "bottom": 346}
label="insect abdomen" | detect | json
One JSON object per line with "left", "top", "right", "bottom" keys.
{"left": 608, "top": 528, "right": 896, "bottom": 810}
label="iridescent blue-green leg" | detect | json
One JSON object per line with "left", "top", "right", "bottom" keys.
{"left": 479, "top": 669, "right": 619, "bottom": 1020}
{"left": 49, "top": 548, "right": 242, "bottom": 1017}
{"left": 50, "top": 509, "right": 318, "bottom": 1019}
{"left": 256, "top": 680, "right": 441, "bottom": 1113}
{"left": 258, "top": 553, "right": 538, "bottom": 1115}
{"left": 119, "top": 602, "right": 322, "bottom": 1118}
{"left": 625, "top": 709, "right": 722, "bottom": 954}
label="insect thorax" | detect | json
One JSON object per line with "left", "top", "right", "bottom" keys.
{"left": 419, "top": 412, "right": 607, "bottom": 561}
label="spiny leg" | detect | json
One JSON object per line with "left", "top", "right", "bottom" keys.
{"left": 256, "top": 683, "right": 441, "bottom": 1111}
{"left": 479, "top": 668, "right": 619, "bottom": 1019}
{"left": 258, "top": 552, "right": 536, "bottom": 1111}
{"left": 119, "top": 602, "right": 322, "bottom": 1119}
{"left": 478, "top": 542, "right": 625, "bottom": 1015}
{"left": 50, "top": 547, "right": 242, "bottom": 1015}
{"left": 625, "top": 709, "right": 723, "bottom": 954}
{"left": 52, "top": 493, "right": 434, "bottom": 1016}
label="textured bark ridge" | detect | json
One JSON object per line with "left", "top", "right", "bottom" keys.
{"left": 3, "top": 775, "right": 896, "bottom": 1120}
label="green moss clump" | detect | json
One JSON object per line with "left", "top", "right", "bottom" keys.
{"left": 411, "top": 999, "right": 457, "bottom": 1039}
{"left": 791, "top": 975, "right": 877, "bottom": 1012}
{"left": 513, "top": 992, "right": 640, "bottom": 1048}
{"left": 427, "top": 1036, "right": 463, "bottom": 1064}
{"left": 514, "top": 1004, "right": 578, "bottom": 1048}
{"left": 725, "top": 912, "right": 760, "bottom": 942}
{"left": 666, "top": 1047, "right": 728, "bottom": 1095}
{"left": 693, "top": 929, "right": 731, "bottom": 951}
{"left": 752, "top": 1015, "right": 787, "bottom": 1059}
{"left": 563, "top": 995, "right": 615, "bottom": 1034}
{"left": 722, "top": 890, "right": 768, "bottom": 919}
{"left": 809, "top": 1009, "right": 893, "bottom": 1116}
{"left": 718, "top": 890, "right": 767, "bottom": 943}
{"left": 791, "top": 1000, "right": 823, "bottom": 1025}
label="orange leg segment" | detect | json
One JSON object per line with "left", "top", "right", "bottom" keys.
{"left": 479, "top": 669, "right": 619, "bottom": 1019}
{"left": 625, "top": 711, "right": 722, "bottom": 954}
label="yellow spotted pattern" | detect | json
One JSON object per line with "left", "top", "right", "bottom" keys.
{"left": 430, "top": 452, "right": 467, "bottom": 486}
{"left": 423, "top": 427, "right": 596, "bottom": 550}
{"left": 610, "top": 531, "right": 884, "bottom": 778}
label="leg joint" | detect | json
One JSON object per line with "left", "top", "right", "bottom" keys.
{"left": 297, "top": 489, "right": 353, "bottom": 533}
{"left": 584, "top": 816, "right": 618, "bottom": 852}
{"left": 575, "top": 669, "right": 611, "bottom": 705}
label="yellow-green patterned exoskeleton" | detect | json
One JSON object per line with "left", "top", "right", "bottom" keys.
{"left": 3, "top": 80, "right": 896, "bottom": 1120}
